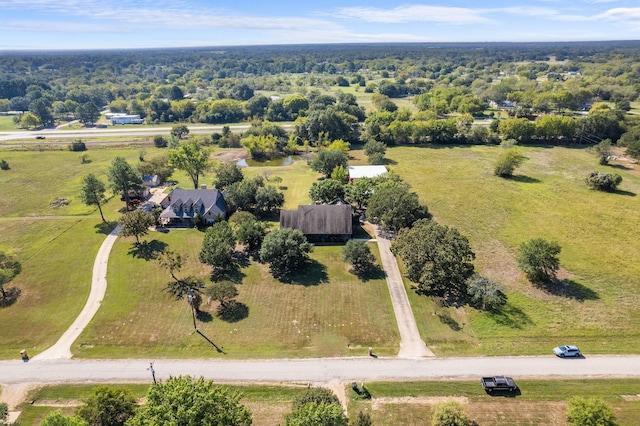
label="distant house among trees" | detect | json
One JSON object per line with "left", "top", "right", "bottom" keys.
{"left": 348, "top": 165, "right": 387, "bottom": 182}
{"left": 159, "top": 187, "right": 226, "bottom": 227}
{"left": 280, "top": 204, "right": 352, "bottom": 242}
{"left": 106, "top": 113, "right": 143, "bottom": 125}
{"left": 142, "top": 174, "right": 161, "bottom": 188}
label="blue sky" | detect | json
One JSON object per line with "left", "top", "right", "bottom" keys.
{"left": 1, "top": 0, "right": 640, "bottom": 50}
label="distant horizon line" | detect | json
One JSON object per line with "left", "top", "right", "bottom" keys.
{"left": 2, "top": 39, "right": 640, "bottom": 55}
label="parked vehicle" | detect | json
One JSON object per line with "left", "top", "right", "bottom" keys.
{"left": 481, "top": 376, "right": 518, "bottom": 392}
{"left": 35, "top": 135, "right": 46, "bottom": 139}
{"left": 553, "top": 345, "right": 582, "bottom": 358}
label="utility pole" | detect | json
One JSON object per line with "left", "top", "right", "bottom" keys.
{"left": 147, "top": 361, "right": 156, "bottom": 385}
{"left": 187, "top": 289, "right": 197, "bottom": 330}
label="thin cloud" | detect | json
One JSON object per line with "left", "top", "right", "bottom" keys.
{"left": 336, "top": 5, "right": 492, "bottom": 24}
{"left": 597, "top": 7, "right": 640, "bottom": 20}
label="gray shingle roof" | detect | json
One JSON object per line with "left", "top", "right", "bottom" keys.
{"left": 280, "top": 204, "right": 352, "bottom": 235}
{"left": 160, "top": 188, "right": 226, "bottom": 220}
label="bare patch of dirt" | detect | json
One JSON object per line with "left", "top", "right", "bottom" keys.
{"left": 372, "top": 396, "right": 469, "bottom": 410}
{"left": 213, "top": 148, "right": 248, "bottom": 163}
{"left": 621, "top": 394, "right": 640, "bottom": 401}
{"left": 0, "top": 383, "right": 38, "bottom": 410}
{"left": 33, "top": 399, "right": 83, "bottom": 407}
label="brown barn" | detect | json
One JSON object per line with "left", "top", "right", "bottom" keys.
{"left": 280, "top": 204, "right": 353, "bottom": 242}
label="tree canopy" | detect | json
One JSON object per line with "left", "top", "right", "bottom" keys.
{"left": 517, "top": 238, "right": 561, "bottom": 284}
{"left": 392, "top": 219, "right": 475, "bottom": 300}
{"left": 79, "top": 173, "right": 108, "bottom": 223}
{"left": 0, "top": 250, "right": 22, "bottom": 301}
{"left": 168, "top": 138, "right": 212, "bottom": 189}
{"left": 76, "top": 386, "right": 137, "bottom": 426}
{"left": 118, "top": 210, "right": 154, "bottom": 245}
{"left": 127, "top": 376, "right": 252, "bottom": 426}
{"left": 366, "top": 184, "right": 429, "bottom": 233}
{"left": 199, "top": 221, "right": 236, "bottom": 272}
{"left": 259, "top": 228, "right": 313, "bottom": 277}
{"left": 107, "top": 156, "right": 141, "bottom": 209}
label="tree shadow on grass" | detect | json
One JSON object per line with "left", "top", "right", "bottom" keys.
{"left": 535, "top": 279, "right": 599, "bottom": 301}
{"left": 278, "top": 259, "right": 329, "bottom": 286}
{"left": 0, "top": 287, "right": 21, "bottom": 307}
{"left": 437, "top": 312, "right": 462, "bottom": 331}
{"left": 196, "top": 310, "right": 213, "bottom": 323}
{"left": 217, "top": 300, "right": 249, "bottom": 322}
{"left": 508, "top": 175, "right": 541, "bottom": 184}
{"left": 487, "top": 303, "right": 534, "bottom": 329}
{"left": 128, "top": 239, "right": 168, "bottom": 260}
{"left": 356, "top": 265, "right": 386, "bottom": 282}
{"left": 94, "top": 221, "right": 118, "bottom": 235}
{"left": 613, "top": 189, "right": 636, "bottom": 197}
{"left": 607, "top": 163, "right": 634, "bottom": 171}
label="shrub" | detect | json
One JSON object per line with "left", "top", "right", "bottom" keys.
{"left": 153, "top": 135, "right": 168, "bottom": 148}
{"left": 468, "top": 275, "right": 507, "bottom": 311}
{"left": 431, "top": 401, "right": 472, "bottom": 426}
{"left": 566, "top": 397, "right": 616, "bottom": 426}
{"left": 494, "top": 147, "right": 526, "bottom": 177}
{"left": 68, "top": 140, "right": 87, "bottom": 151}
{"left": 0, "top": 159, "right": 9, "bottom": 170}
{"left": 585, "top": 171, "right": 622, "bottom": 192}
{"left": 343, "top": 240, "right": 376, "bottom": 275}
{"left": 292, "top": 387, "right": 340, "bottom": 411}
{"left": 517, "top": 238, "right": 561, "bottom": 284}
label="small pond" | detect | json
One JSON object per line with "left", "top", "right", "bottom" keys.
{"left": 236, "top": 155, "right": 300, "bottom": 167}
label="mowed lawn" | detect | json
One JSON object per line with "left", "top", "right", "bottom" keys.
{"left": 382, "top": 145, "right": 640, "bottom": 355}
{"left": 0, "top": 218, "right": 104, "bottom": 358}
{"left": 348, "top": 379, "right": 640, "bottom": 426}
{"left": 75, "top": 228, "right": 399, "bottom": 359}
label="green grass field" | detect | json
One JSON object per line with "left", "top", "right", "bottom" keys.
{"left": 348, "top": 379, "right": 640, "bottom": 426}
{"left": 74, "top": 229, "right": 398, "bottom": 358}
{"left": 0, "top": 115, "right": 21, "bottom": 132}
{"left": 381, "top": 145, "right": 640, "bottom": 355}
{"left": 17, "top": 383, "right": 303, "bottom": 426}
{"left": 15, "top": 379, "right": 640, "bottom": 425}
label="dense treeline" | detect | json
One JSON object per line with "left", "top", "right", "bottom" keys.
{"left": 2, "top": 42, "right": 640, "bottom": 154}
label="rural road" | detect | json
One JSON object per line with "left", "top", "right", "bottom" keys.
{"left": 2, "top": 355, "right": 640, "bottom": 386}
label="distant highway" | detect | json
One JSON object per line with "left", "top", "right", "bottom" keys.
{"left": 0, "top": 124, "right": 292, "bottom": 143}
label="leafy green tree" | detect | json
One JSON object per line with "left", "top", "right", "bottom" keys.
{"left": 392, "top": 219, "right": 475, "bottom": 300}
{"left": 566, "top": 397, "right": 616, "bottom": 426}
{"left": 585, "top": 171, "right": 622, "bottom": 192}
{"left": 494, "top": 148, "right": 526, "bottom": 177}
{"left": 76, "top": 386, "right": 136, "bottom": 426}
{"left": 364, "top": 139, "right": 387, "bottom": 165}
{"left": 20, "top": 111, "right": 41, "bottom": 129}
{"left": 309, "top": 179, "right": 345, "bottom": 204}
{"left": 498, "top": 118, "right": 535, "bottom": 143}
{"left": 342, "top": 240, "right": 376, "bottom": 275}
{"left": 242, "top": 134, "right": 278, "bottom": 159}
{"left": 169, "top": 138, "right": 212, "bottom": 189}
{"left": 285, "top": 403, "right": 348, "bottom": 426}
{"left": 205, "top": 281, "right": 238, "bottom": 308}
{"left": 199, "top": 221, "right": 236, "bottom": 272}
{"left": 292, "top": 388, "right": 340, "bottom": 411}
{"left": 152, "top": 135, "right": 168, "bottom": 148}
{"left": 76, "top": 102, "right": 100, "bottom": 125}
{"left": 0, "top": 250, "right": 21, "bottom": 300}
{"left": 137, "top": 154, "right": 174, "bottom": 184}
{"left": 170, "top": 124, "right": 189, "bottom": 139}
{"left": 107, "top": 156, "right": 141, "bottom": 209}
{"left": 118, "top": 210, "right": 154, "bottom": 245}
{"left": 235, "top": 218, "right": 267, "bottom": 252}
{"left": 468, "top": 275, "right": 507, "bottom": 311}
{"left": 625, "top": 139, "right": 640, "bottom": 160}
{"left": 127, "top": 376, "right": 252, "bottom": 426}
{"left": 592, "top": 139, "right": 613, "bottom": 165}
{"left": 79, "top": 174, "right": 108, "bottom": 223}
{"left": 431, "top": 401, "right": 472, "bottom": 426}
{"left": 224, "top": 176, "right": 264, "bottom": 212}
{"left": 367, "top": 184, "right": 429, "bottom": 233}
{"left": 255, "top": 185, "right": 284, "bottom": 216}
{"left": 0, "top": 402, "right": 7, "bottom": 424}
{"left": 283, "top": 94, "right": 309, "bottom": 118}
{"left": 344, "top": 178, "right": 376, "bottom": 210}
{"left": 213, "top": 162, "right": 244, "bottom": 190}
{"left": 309, "top": 150, "right": 349, "bottom": 178}
{"left": 517, "top": 238, "right": 561, "bottom": 284}
{"left": 330, "top": 165, "right": 349, "bottom": 183}
{"left": 259, "top": 228, "right": 313, "bottom": 277}
{"left": 40, "top": 411, "right": 88, "bottom": 426}
{"left": 29, "top": 98, "right": 54, "bottom": 127}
